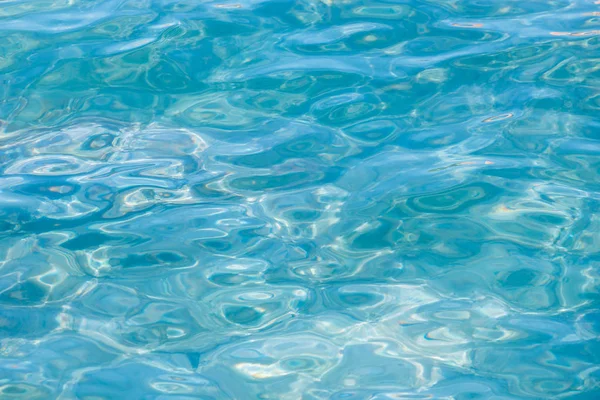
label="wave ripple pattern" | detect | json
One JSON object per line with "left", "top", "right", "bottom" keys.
{"left": 1, "top": 0, "right": 600, "bottom": 399}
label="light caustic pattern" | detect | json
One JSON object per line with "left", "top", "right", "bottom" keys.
{"left": 1, "top": 0, "right": 600, "bottom": 399}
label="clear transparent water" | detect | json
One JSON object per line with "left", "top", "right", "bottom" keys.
{"left": 1, "top": 0, "right": 600, "bottom": 399}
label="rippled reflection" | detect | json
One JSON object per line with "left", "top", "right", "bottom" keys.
{"left": 1, "top": 0, "right": 600, "bottom": 398}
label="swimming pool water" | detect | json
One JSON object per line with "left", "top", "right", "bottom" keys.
{"left": 1, "top": 0, "right": 600, "bottom": 398}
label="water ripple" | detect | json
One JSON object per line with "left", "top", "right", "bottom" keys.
{"left": 1, "top": 0, "right": 600, "bottom": 398}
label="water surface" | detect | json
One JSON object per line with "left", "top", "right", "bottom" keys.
{"left": 1, "top": 0, "right": 600, "bottom": 398}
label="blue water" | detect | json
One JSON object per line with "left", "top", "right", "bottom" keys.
{"left": 1, "top": 0, "right": 600, "bottom": 398}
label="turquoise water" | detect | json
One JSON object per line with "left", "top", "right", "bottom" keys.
{"left": 1, "top": 0, "right": 600, "bottom": 398}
